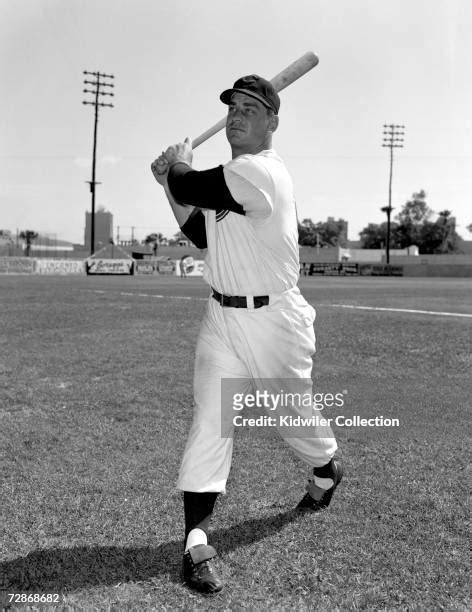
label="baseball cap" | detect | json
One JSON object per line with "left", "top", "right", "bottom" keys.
{"left": 220, "top": 75, "right": 280, "bottom": 114}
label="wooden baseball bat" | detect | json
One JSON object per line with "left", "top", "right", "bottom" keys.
{"left": 192, "top": 51, "right": 319, "bottom": 149}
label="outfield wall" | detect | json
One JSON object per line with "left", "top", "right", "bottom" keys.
{"left": 402, "top": 264, "right": 472, "bottom": 277}
{"left": 389, "top": 254, "right": 472, "bottom": 265}
{"left": 2, "top": 256, "right": 471, "bottom": 277}
{"left": 301, "top": 261, "right": 472, "bottom": 277}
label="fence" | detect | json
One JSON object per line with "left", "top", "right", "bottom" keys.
{"left": 300, "top": 261, "right": 472, "bottom": 277}
{"left": 2, "top": 257, "right": 471, "bottom": 278}
{"left": 301, "top": 263, "right": 403, "bottom": 276}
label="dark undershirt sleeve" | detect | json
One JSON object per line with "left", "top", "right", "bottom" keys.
{"left": 180, "top": 208, "right": 207, "bottom": 249}
{"left": 167, "top": 163, "right": 245, "bottom": 215}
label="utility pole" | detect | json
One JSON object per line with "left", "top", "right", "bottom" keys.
{"left": 82, "top": 70, "right": 115, "bottom": 255}
{"left": 382, "top": 124, "right": 405, "bottom": 264}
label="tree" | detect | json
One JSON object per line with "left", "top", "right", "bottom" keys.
{"left": 298, "top": 217, "right": 348, "bottom": 247}
{"left": 395, "top": 190, "right": 432, "bottom": 248}
{"left": 168, "top": 230, "right": 188, "bottom": 246}
{"left": 298, "top": 218, "right": 317, "bottom": 246}
{"left": 419, "top": 210, "right": 461, "bottom": 254}
{"left": 396, "top": 190, "right": 431, "bottom": 225}
{"left": 359, "top": 192, "right": 462, "bottom": 253}
{"left": 144, "top": 232, "right": 165, "bottom": 255}
{"left": 467, "top": 223, "right": 472, "bottom": 234}
{"left": 359, "top": 221, "right": 403, "bottom": 249}
{"left": 316, "top": 217, "right": 348, "bottom": 247}
{"left": 19, "top": 230, "right": 38, "bottom": 256}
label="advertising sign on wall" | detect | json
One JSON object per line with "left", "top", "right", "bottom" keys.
{"left": 86, "top": 259, "right": 134, "bottom": 275}
{"left": 157, "top": 259, "right": 175, "bottom": 274}
{"left": 135, "top": 261, "right": 156, "bottom": 274}
{"left": 36, "top": 259, "right": 85, "bottom": 275}
{"left": 0, "top": 257, "right": 35, "bottom": 274}
{"left": 176, "top": 257, "right": 205, "bottom": 277}
{"left": 361, "top": 264, "right": 403, "bottom": 276}
{"left": 309, "top": 263, "right": 359, "bottom": 276}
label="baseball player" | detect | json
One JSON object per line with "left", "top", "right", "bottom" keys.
{"left": 151, "top": 74, "right": 343, "bottom": 594}
{"left": 179, "top": 256, "right": 187, "bottom": 278}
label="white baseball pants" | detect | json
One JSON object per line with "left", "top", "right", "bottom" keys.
{"left": 176, "top": 286, "right": 338, "bottom": 492}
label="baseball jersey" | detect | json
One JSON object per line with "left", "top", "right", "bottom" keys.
{"left": 203, "top": 149, "right": 299, "bottom": 296}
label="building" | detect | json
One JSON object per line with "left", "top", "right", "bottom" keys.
{"left": 28, "top": 234, "right": 74, "bottom": 257}
{"left": 84, "top": 207, "right": 113, "bottom": 251}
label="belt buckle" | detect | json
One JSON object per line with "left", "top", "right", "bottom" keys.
{"left": 220, "top": 293, "right": 225, "bottom": 307}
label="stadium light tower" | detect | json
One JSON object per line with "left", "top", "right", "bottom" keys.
{"left": 382, "top": 124, "right": 405, "bottom": 264}
{"left": 83, "top": 70, "right": 115, "bottom": 255}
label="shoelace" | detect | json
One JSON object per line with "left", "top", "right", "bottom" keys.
{"left": 196, "top": 561, "right": 213, "bottom": 577}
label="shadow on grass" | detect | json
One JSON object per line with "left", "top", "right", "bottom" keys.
{"left": 2, "top": 509, "right": 300, "bottom": 591}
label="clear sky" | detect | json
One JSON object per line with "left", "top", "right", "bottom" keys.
{"left": 1, "top": 0, "right": 471, "bottom": 244}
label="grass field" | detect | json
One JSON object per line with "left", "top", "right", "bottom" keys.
{"left": 1, "top": 275, "right": 471, "bottom": 611}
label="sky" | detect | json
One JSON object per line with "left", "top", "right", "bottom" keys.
{"left": 1, "top": 0, "right": 471, "bottom": 245}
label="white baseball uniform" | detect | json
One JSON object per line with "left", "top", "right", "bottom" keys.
{"left": 176, "top": 149, "right": 337, "bottom": 493}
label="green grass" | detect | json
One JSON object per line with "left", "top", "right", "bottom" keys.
{"left": 1, "top": 275, "right": 470, "bottom": 610}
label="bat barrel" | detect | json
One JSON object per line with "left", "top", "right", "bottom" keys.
{"left": 270, "top": 51, "right": 319, "bottom": 93}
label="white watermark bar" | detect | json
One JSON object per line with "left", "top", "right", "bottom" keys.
{"left": 220, "top": 378, "right": 400, "bottom": 438}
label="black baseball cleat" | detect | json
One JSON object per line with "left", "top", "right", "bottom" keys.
{"left": 296, "top": 457, "right": 344, "bottom": 511}
{"left": 182, "top": 544, "right": 223, "bottom": 594}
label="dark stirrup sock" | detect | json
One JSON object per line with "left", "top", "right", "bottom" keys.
{"left": 183, "top": 491, "right": 219, "bottom": 540}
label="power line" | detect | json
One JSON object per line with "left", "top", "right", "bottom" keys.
{"left": 381, "top": 123, "right": 405, "bottom": 264}
{"left": 82, "top": 70, "right": 115, "bottom": 255}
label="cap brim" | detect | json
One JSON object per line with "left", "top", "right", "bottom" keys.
{"left": 220, "top": 88, "right": 276, "bottom": 112}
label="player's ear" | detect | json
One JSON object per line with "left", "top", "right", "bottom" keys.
{"left": 268, "top": 113, "right": 279, "bottom": 133}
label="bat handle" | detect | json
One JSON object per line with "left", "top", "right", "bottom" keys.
{"left": 192, "top": 117, "right": 226, "bottom": 149}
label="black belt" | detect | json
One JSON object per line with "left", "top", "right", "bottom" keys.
{"left": 212, "top": 288, "right": 269, "bottom": 309}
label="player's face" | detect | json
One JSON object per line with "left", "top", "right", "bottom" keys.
{"left": 226, "top": 93, "right": 277, "bottom": 155}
